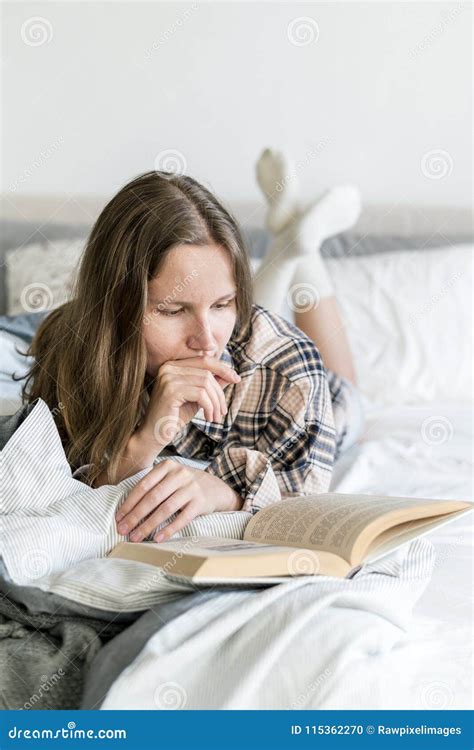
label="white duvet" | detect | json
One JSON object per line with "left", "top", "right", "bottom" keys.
{"left": 2, "top": 242, "right": 472, "bottom": 710}
{"left": 1, "top": 394, "right": 472, "bottom": 710}
{"left": 100, "top": 399, "right": 473, "bottom": 710}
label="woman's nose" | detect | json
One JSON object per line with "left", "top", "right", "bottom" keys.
{"left": 188, "top": 322, "right": 217, "bottom": 351}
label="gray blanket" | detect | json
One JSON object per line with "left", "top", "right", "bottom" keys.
{"left": 0, "top": 388, "right": 252, "bottom": 710}
{"left": 0, "top": 588, "right": 126, "bottom": 709}
{"left": 0, "top": 567, "right": 211, "bottom": 710}
{"left": 0, "top": 565, "right": 131, "bottom": 709}
{"left": 0, "top": 404, "right": 197, "bottom": 710}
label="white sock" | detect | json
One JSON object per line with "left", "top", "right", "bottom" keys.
{"left": 286, "top": 255, "right": 334, "bottom": 316}
{"left": 286, "top": 185, "right": 362, "bottom": 313}
{"left": 253, "top": 147, "right": 362, "bottom": 318}
{"left": 255, "top": 148, "right": 299, "bottom": 234}
{"left": 252, "top": 244, "right": 303, "bottom": 317}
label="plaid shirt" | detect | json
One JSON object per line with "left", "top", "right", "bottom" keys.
{"left": 72, "top": 304, "right": 342, "bottom": 512}
{"left": 166, "top": 304, "right": 338, "bottom": 514}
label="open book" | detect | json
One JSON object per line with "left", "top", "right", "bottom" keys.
{"left": 108, "top": 493, "right": 473, "bottom": 582}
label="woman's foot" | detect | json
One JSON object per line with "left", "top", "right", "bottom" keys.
{"left": 256, "top": 148, "right": 299, "bottom": 234}
{"left": 258, "top": 182, "right": 361, "bottom": 268}
{"left": 253, "top": 147, "right": 362, "bottom": 317}
{"left": 287, "top": 185, "right": 362, "bottom": 305}
{"left": 297, "top": 184, "right": 362, "bottom": 251}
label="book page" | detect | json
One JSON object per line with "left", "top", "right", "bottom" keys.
{"left": 363, "top": 508, "right": 472, "bottom": 563}
{"left": 243, "top": 493, "right": 461, "bottom": 562}
{"left": 148, "top": 537, "right": 293, "bottom": 556}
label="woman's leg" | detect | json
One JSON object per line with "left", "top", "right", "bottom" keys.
{"left": 254, "top": 148, "right": 361, "bottom": 385}
{"left": 293, "top": 296, "right": 357, "bottom": 385}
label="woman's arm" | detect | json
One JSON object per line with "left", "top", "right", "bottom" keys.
{"left": 93, "top": 427, "right": 166, "bottom": 487}
{"left": 114, "top": 461, "right": 244, "bottom": 542}
{"left": 203, "top": 370, "right": 336, "bottom": 514}
{"left": 93, "top": 355, "right": 241, "bottom": 488}
{"left": 93, "top": 426, "right": 244, "bottom": 543}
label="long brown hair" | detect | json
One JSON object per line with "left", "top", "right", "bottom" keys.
{"left": 18, "top": 171, "right": 254, "bottom": 485}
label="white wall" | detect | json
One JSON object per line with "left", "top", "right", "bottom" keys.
{"left": 3, "top": 1, "right": 472, "bottom": 209}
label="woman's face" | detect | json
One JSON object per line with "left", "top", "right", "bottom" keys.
{"left": 143, "top": 243, "right": 238, "bottom": 377}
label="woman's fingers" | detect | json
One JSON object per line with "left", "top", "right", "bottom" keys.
{"left": 163, "top": 375, "right": 218, "bottom": 423}
{"left": 193, "top": 373, "right": 227, "bottom": 422}
{"left": 117, "top": 471, "right": 184, "bottom": 536}
{"left": 186, "top": 373, "right": 222, "bottom": 423}
{"left": 153, "top": 496, "right": 199, "bottom": 542}
{"left": 188, "top": 384, "right": 215, "bottom": 423}
{"left": 164, "top": 357, "right": 240, "bottom": 385}
{"left": 130, "top": 489, "right": 192, "bottom": 542}
{"left": 200, "top": 374, "right": 222, "bottom": 422}
{"left": 115, "top": 460, "right": 174, "bottom": 525}
{"left": 210, "top": 374, "right": 228, "bottom": 418}
{"left": 204, "top": 376, "right": 226, "bottom": 422}
{"left": 170, "top": 366, "right": 230, "bottom": 422}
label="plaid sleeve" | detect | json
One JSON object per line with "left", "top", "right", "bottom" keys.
{"left": 204, "top": 371, "right": 336, "bottom": 514}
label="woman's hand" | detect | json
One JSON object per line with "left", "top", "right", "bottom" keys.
{"left": 115, "top": 459, "right": 244, "bottom": 542}
{"left": 139, "top": 355, "right": 241, "bottom": 450}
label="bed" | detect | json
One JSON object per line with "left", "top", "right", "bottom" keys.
{"left": 0, "top": 196, "right": 472, "bottom": 710}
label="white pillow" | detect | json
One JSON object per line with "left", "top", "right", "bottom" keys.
{"left": 6, "top": 238, "right": 85, "bottom": 316}
{"left": 252, "top": 244, "right": 472, "bottom": 406}
{"left": 0, "top": 331, "right": 33, "bottom": 413}
{"left": 6, "top": 241, "right": 472, "bottom": 406}
{"left": 326, "top": 244, "right": 472, "bottom": 405}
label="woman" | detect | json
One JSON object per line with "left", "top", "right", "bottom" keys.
{"left": 19, "top": 163, "right": 364, "bottom": 544}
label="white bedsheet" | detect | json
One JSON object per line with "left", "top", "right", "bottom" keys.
{"left": 326, "top": 400, "right": 473, "bottom": 709}
{"left": 1, "top": 393, "right": 472, "bottom": 709}
{"left": 101, "top": 539, "right": 435, "bottom": 710}
{"left": 101, "top": 399, "right": 473, "bottom": 710}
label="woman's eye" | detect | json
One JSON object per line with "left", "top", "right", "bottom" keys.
{"left": 155, "top": 301, "right": 233, "bottom": 316}
{"left": 157, "top": 309, "right": 182, "bottom": 316}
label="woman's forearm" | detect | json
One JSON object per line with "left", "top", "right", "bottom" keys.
{"left": 92, "top": 427, "right": 245, "bottom": 514}
{"left": 93, "top": 429, "right": 165, "bottom": 488}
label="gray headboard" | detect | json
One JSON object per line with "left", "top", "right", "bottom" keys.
{"left": 1, "top": 194, "right": 472, "bottom": 316}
